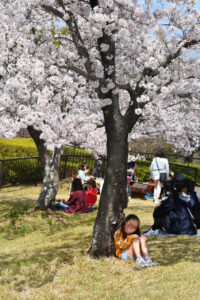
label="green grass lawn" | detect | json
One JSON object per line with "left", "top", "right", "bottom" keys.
{"left": 0, "top": 182, "right": 200, "bottom": 300}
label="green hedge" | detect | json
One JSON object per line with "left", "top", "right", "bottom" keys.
{"left": 136, "top": 160, "right": 200, "bottom": 185}
{"left": 0, "top": 159, "right": 43, "bottom": 186}
{"left": 0, "top": 138, "right": 38, "bottom": 159}
{"left": 0, "top": 137, "right": 199, "bottom": 186}
{"left": 0, "top": 138, "right": 90, "bottom": 159}
{"left": 136, "top": 161, "right": 151, "bottom": 182}
{"left": 0, "top": 157, "right": 95, "bottom": 186}
{"left": 0, "top": 137, "right": 95, "bottom": 186}
{"left": 63, "top": 146, "right": 90, "bottom": 156}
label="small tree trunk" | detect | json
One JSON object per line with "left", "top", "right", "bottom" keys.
{"left": 92, "top": 155, "right": 106, "bottom": 178}
{"left": 89, "top": 127, "right": 129, "bottom": 257}
{"left": 35, "top": 148, "right": 61, "bottom": 210}
{"left": 27, "top": 126, "right": 61, "bottom": 210}
{"left": 27, "top": 126, "right": 47, "bottom": 169}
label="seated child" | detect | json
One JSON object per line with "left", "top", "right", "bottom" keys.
{"left": 114, "top": 214, "right": 156, "bottom": 268}
{"left": 86, "top": 179, "right": 97, "bottom": 211}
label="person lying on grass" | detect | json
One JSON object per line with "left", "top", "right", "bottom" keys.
{"left": 114, "top": 214, "right": 156, "bottom": 268}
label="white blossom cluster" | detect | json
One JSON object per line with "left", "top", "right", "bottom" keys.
{"left": 0, "top": 0, "right": 200, "bottom": 155}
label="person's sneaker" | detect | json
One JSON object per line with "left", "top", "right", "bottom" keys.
{"left": 144, "top": 257, "right": 156, "bottom": 267}
{"left": 154, "top": 200, "right": 160, "bottom": 204}
{"left": 135, "top": 257, "right": 147, "bottom": 268}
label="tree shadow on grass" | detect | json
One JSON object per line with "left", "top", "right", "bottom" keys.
{"left": 0, "top": 198, "right": 35, "bottom": 215}
{"left": 0, "top": 232, "right": 92, "bottom": 291}
{"left": 127, "top": 204, "right": 154, "bottom": 213}
{"left": 148, "top": 235, "right": 200, "bottom": 266}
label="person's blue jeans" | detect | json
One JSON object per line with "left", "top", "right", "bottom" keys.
{"left": 88, "top": 205, "right": 97, "bottom": 212}
{"left": 126, "top": 186, "right": 131, "bottom": 196}
{"left": 55, "top": 202, "right": 70, "bottom": 211}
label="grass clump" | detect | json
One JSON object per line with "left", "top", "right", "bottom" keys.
{"left": 0, "top": 182, "right": 200, "bottom": 299}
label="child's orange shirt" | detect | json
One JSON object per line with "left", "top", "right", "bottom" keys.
{"left": 114, "top": 229, "right": 134, "bottom": 258}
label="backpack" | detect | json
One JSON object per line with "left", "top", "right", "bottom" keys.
{"left": 190, "top": 192, "right": 200, "bottom": 229}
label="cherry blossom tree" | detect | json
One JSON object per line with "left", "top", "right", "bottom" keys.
{"left": 0, "top": 1, "right": 103, "bottom": 209}
{"left": 1, "top": 0, "right": 200, "bottom": 256}
{"left": 133, "top": 58, "right": 200, "bottom": 154}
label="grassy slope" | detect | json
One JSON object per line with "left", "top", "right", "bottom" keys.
{"left": 0, "top": 182, "right": 200, "bottom": 299}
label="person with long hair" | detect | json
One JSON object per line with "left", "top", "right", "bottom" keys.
{"left": 55, "top": 178, "right": 88, "bottom": 213}
{"left": 150, "top": 148, "right": 169, "bottom": 204}
{"left": 114, "top": 214, "right": 156, "bottom": 268}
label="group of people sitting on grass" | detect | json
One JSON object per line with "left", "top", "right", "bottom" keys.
{"left": 55, "top": 177, "right": 97, "bottom": 213}
{"left": 114, "top": 173, "right": 200, "bottom": 268}
{"left": 53, "top": 159, "right": 200, "bottom": 268}
{"left": 55, "top": 163, "right": 98, "bottom": 213}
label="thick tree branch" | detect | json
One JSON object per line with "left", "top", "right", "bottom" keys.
{"left": 59, "top": 63, "right": 105, "bottom": 84}
{"left": 41, "top": 4, "right": 64, "bottom": 19}
{"left": 42, "top": 4, "right": 93, "bottom": 75}
{"left": 143, "top": 39, "right": 199, "bottom": 78}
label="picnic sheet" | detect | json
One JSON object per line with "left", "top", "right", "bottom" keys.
{"left": 144, "top": 228, "right": 200, "bottom": 237}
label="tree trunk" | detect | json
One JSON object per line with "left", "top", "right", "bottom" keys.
{"left": 89, "top": 118, "right": 129, "bottom": 257}
{"left": 35, "top": 148, "right": 61, "bottom": 210}
{"left": 27, "top": 126, "right": 61, "bottom": 210}
{"left": 27, "top": 126, "right": 47, "bottom": 169}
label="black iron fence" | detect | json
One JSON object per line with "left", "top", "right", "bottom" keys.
{"left": 0, "top": 153, "right": 199, "bottom": 188}
{"left": 0, "top": 154, "right": 95, "bottom": 188}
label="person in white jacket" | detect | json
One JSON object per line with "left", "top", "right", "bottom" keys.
{"left": 77, "top": 164, "right": 94, "bottom": 185}
{"left": 150, "top": 149, "right": 169, "bottom": 204}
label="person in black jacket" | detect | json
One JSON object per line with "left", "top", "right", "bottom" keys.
{"left": 152, "top": 174, "right": 199, "bottom": 235}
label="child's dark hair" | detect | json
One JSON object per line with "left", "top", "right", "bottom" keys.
{"left": 121, "top": 214, "right": 141, "bottom": 238}
{"left": 87, "top": 179, "right": 96, "bottom": 188}
{"left": 79, "top": 163, "right": 86, "bottom": 171}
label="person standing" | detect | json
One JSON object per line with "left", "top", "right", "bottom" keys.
{"left": 150, "top": 149, "right": 169, "bottom": 204}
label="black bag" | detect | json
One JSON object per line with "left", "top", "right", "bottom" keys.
{"left": 190, "top": 192, "right": 200, "bottom": 229}
{"left": 155, "top": 158, "right": 167, "bottom": 183}
{"left": 160, "top": 173, "right": 167, "bottom": 183}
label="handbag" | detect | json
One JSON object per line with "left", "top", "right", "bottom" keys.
{"left": 155, "top": 158, "right": 167, "bottom": 183}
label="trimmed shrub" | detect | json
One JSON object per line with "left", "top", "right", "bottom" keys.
{"left": 0, "top": 138, "right": 38, "bottom": 159}
{"left": 0, "top": 156, "right": 95, "bottom": 186}
{"left": 136, "top": 160, "right": 199, "bottom": 185}
{"left": 0, "top": 138, "right": 91, "bottom": 159}
{"left": 0, "top": 158, "right": 43, "bottom": 186}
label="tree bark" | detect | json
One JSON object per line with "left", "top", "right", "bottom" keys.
{"left": 89, "top": 105, "right": 130, "bottom": 257}
{"left": 35, "top": 148, "right": 61, "bottom": 210}
{"left": 27, "top": 126, "right": 47, "bottom": 168}
{"left": 27, "top": 126, "right": 61, "bottom": 210}
{"left": 92, "top": 155, "right": 106, "bottom": 178}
